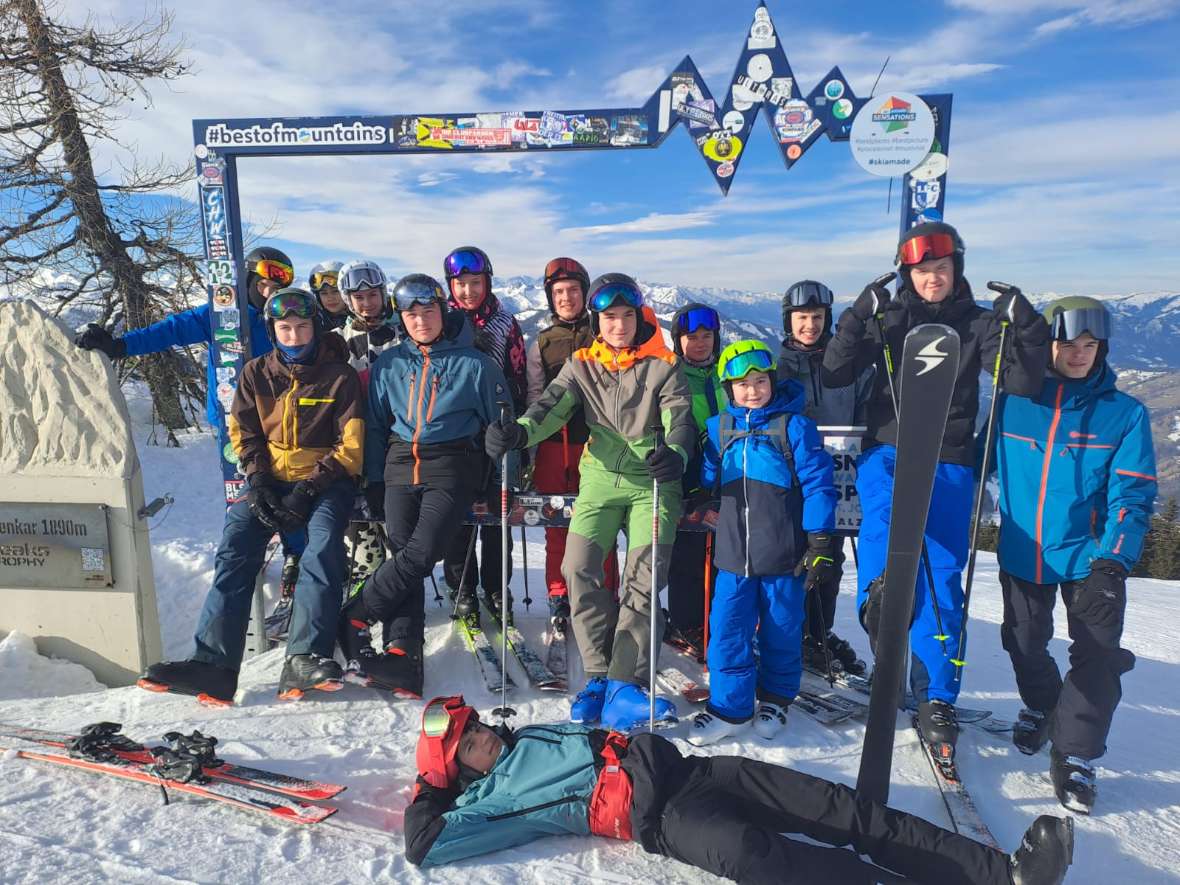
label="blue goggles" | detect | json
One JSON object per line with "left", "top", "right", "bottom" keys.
{"left": 393, "top": 278, "right": 445, "bottom": 311}
{"left": 675, "top": 306, "right": 720, "bottom": 333}
{"left": 590, "top": 283, "right": 644, "bottom": 313}
{"left": 444, "top": 249, "right": 492, "bottom": 279}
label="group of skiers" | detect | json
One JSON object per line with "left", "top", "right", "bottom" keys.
{"left": 71, "top": 219, "right": 1158, "bottom": 884}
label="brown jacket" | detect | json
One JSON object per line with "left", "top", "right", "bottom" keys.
{"left": 228, "top": 333, "right": 364, "bottom": 490}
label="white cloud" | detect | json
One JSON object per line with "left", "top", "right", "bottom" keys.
{"left": 562, "top": 211, "right": 716, "bottom": 237}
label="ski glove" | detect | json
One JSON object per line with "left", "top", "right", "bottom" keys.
{"left": 364, "top": 482, "right": 386, "bottom": 522}
{"left": 794, "top": 532, "right": 840, "bottom": 592}
{"left": 849, "top": 282, "right": 892, "bottom": 324}
{"left": 992, "top": 287, "right": 1037, "bottom": 326}
{"left": 247, "top": 477, "right": 287, "bottom": 532}
{"left": 645, "top": 444, "right": 684, "bottom": 483}
{"left": 278, "top": 481, "right": 318, "bottom": 530}
{"left": 1070, "top": 559, "right": 1127, "bottom": 631}
{"left": 484, "top": 418, "right": 528, "bottom": 460}
{"left": 74, "top": 323, "right": 127, "bottom": 360}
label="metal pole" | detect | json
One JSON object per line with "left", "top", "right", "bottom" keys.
{"left": 649, "top": 425, "right": 665, "bottom": 732}
{"left": 493, "top": 403, "right": 516, "bottom": 721}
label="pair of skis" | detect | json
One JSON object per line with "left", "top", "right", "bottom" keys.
{"left": 454, "top": 604, "right": 567, "bottom": 695}
{"left": 0, "top": 722, "right": 342, "bottom": 824}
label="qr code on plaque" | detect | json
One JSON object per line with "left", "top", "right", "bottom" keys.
{"left": 80, "top": 548, "right": 105, "bottom": 572}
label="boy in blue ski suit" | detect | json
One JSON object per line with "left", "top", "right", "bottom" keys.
{"left": 989, "top": 296, "right": 1156, "bottom": 813}
{"left": 686, "top": 341, "right": 838, "bottom": 746}
{"left": 822, "top": 222, "right": 1049, "bottom": 751}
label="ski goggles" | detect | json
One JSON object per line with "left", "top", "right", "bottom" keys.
{"left": 544, "top": 257, "right": 587, "bottom": 286}
{"left": 444, "top": 249, "right": 493, "bottom": 279}
{"left": 310, "top": 269, "right": 339, "bottom": 292}
{"left": 675, "top": 306, "right": 720, "bottom": 334}
{"left": 896, "top": 232, "right": 958, "bottom": 267}
{"left": 718, "top": 341, "right": 776, "bottom": 382}
{"left": 590, "top": 282, "right": 644, "bottom": 313}
{"left": 393, "top": 276, "right": 446, "bottom": 311}
{"left": 339, "top": 264, "right": 386, "bottom": 294}
{"left": 417, "top": 695, "right": 476, "bottom": 788}
{"left": 264, "top": 288, "right": 317, "bottom": 320}
{"left": 784, "top": 280, "right": 834, "bottom": 308}
{"left": 1050, "top": 307, "right": 1111, "bottom": 342}
{"left": 253, "top": 259, "right": 295, "bottom": 286}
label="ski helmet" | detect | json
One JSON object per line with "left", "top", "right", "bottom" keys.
{"left": 391, "top": 273, "right": 449, "bottom": 316}
{"left": 244, "top": 246, "right": 295, "bottom": 309}
{"left": 261, "top": 287, "right": 322, "bottom": 345}
{"left": 717, "top": 339, "right": 776, "bottom": 383}
{"left": 416, "top": 695, "right": 480, "bottom": 790}
{"left": 338, "top": 259, "right": 392, "bottom": 322}
{"left": 587, "top": 273, "right": 644, "bottom": 336}
{"left": 443, "top": 246, "right": 494, "bottom": 282}
{"left": 542, "top": 257, "right": 591, "bottom": 315}
{"left": 781, "top": 280, "right": 834, "bottom": 340}
{"left": 671, "top": 302, "right": 721, "bottom": 359}
{"left": 307, "top": 260, "right": 344, "bottom": 295}
{"left": 1044, "top": 295, "right": 1111, "bottom": 372}
{"left": 895, "top": 222, "right": 965, "bottom": 291}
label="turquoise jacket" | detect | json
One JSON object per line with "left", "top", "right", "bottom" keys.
{"left": 405, "top": 724, "right": 601, "bottom": 867}
{"left": 991, "top": 363, "right": 1157, "bottom": 583}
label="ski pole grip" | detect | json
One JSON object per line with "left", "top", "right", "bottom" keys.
{"left": 870, "top": 272, "right": 896, "bottom": 315}
{"left": 651, "top": 424, "right": 665, "bottom": 449}
{"left": 986, "top": 280, "right": 1017, "bottom": 295}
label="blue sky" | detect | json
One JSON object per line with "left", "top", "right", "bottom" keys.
{"left": 74, "top": 0, "right": 1180, "bottom": 297}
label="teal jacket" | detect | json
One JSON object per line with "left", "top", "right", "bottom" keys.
{"left": 405, "top": 724, "right": 602, "bottom": 867}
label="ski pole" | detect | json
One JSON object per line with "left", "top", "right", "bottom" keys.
{"left": 872, "top": 274, "right": 950, "bottom": 654}
{"left": 850, "top": 534, "right": 860, "bottom": 571}
{"left": 810, "top": 585, "right": 836, "bottom": 686}
{"left": 451, "top": 488, "right": 483, "bottom": 620}
{"left": 519, "top": 524, "right": 533, "bottom": 611}
{"left": 493, "top": 403, "right": 516, "bottom": 722}
{"left": 649, "top": 424, "right": 666, "bottom": 733}
{"left": 702, "top": 531, "right": 714, "bottom": 673}
{"left": 953, "top": 281, "right": 1014, "bottom": 679}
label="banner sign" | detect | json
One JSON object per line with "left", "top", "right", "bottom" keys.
{"left": 0, "top": 503, "right": 114, "bottom": 590}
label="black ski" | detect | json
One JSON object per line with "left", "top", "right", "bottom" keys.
{"left": 910, "top": 715, "right": 1000, "bottom": 848}
{"left": 544, "top": 616, "right": 569, "bottom": 687}
{"left": 455, "top": 613, "right": 514, "bottom": 694}
{"left": 856, "top": 324, "right": 961, "bottom": 805}
{"left": 480, "top": 602, "right": 566, "bottom": 692}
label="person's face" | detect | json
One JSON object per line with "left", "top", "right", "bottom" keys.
{"left": 680, "top": 327, "right": 716, "bottom": 363}
{"left": 551, "top": 280, "right": 584, "bottom": 321}
{"left": 731, "top": 371, "right": 773, "bottom": 408}
{"left": 401, "top": 301, "right": 444, "bottom": 344}
{"left": 256, "top": 277, "right": 282, "bottom": 302}
{"left": 909, "top": 256, "right": 954, "bottom": 303}
{"left": 1052, "top": 332, "right": 1100, "bottom": 379}
{"left": 273, "top": 316, "right": 314, "bottom": 347}
{"left": 348, "top": 286, "right": 385, "bottom": 321}
{"left": 319, "top": 284, "right": 347, "bottom": 315}
{"left": 599, "top": 305, "right": 637, "bottom": 349}
{"left": 456, "top": 720, "right": 504, "bottom": 776}
{"left": 790, "top": 307, "right": 826, "bottom": 346}
{"left": 450, "top": 273, "right": 488, "bottom": 310}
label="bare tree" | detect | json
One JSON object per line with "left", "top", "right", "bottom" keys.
{"left": 0, "top": 0, "right": 204, "bottom": 441}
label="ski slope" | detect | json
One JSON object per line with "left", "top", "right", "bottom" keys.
{"left": 1, "top": 403, "right": 1177, "bottom": 883}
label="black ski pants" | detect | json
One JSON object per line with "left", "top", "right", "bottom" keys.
{"left": 805, "top": 544, "right": 847, "bottom": 638}
{"left": 1000, "top": 570, "right": 1135, "bottom": 759}
{"left": 356, "top": 482, "right": 477, "bottom": 646}
{"left": 622, "top": 733, "right": 1011, "bottom": 885}
{"left": 666, "top": 529, "right": 714, "bottom": 633}
{"left": 442, "top": 523, "right": 513, "bottom": 600}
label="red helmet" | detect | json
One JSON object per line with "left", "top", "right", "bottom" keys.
{"left": 416, "top": 695, "right": 478, "bottom": 790}
{"left": 542, "top": 257, "right": 590, "bottom": 314}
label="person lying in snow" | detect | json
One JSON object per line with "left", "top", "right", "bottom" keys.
{"left": 403, "top": 696, "right": 1073, "bottom": 885}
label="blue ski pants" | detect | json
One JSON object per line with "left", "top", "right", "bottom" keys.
{"left": 193, "top": 479, "right": 353, "bottom": 668}
{"left": 705, "top": 569, "right": 807, "bottom": 721}
{"left": 854, "top": 445, "right": 972, "bottom": 705}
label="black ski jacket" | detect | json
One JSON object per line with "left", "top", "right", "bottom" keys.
{"left": 821, "top": 279, "right": 1049, "bottom": 466}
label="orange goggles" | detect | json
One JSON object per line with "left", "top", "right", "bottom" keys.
{"left": 253, "top": 259, "right": 295, "bottom": 286}
{"left": 896, "top": 232, "right": 958, "bottom": 267}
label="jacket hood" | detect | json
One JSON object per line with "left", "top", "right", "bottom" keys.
{"left": 399, "top": 309, "right": 474, "bottom": 354}
{"left": 1052, "top": 360, "right": 1117, "bottom": 406}
{"left": 723, "top": 377, "right": 805, "bottom": 417}
{"left": 670, "top": 302, "right": 722, "bottom": 359}
{"left": 263, "top": 327, "right": 349, "bottom": 375}
{"left": 584, "top": 306, "right": 676, "bottom": 372}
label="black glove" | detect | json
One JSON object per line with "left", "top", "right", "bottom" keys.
{"left": 364, "top": 482, "right": 385, "bottom": 521}
{"left": 246, "top": 475, "right": 287, "bottom": 532}
{"left": 370, "top": 324, "right": 398, "bottom": 347}
{"left": 1070, "top": 559, "right": 1127, "bottom": 631}
{"left": 278, "top": 481, "right": 318, "bottom": 530}
{"left": 849, "top": 282, "right": 892, "bottom": 324}
{"left": 992, "top": 287, "right": 1037, "bottom": 326}
{"left": 645, "top": 444, "right": 684, "bottom": 483}
{"left": 794, "top": 532, "right": 841, "bottom": 592}
{"left": 74, "top": 324, "right": 127, "bottom": 360}
{"left": 484, "top": 418, "right": 528, "bottom": 460}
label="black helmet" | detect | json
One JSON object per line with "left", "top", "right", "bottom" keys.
{"left": 391, "top": 273, "right": 449, "bottom": 316}
{"left": 670, "top": 302, "right": 721, "bottom": 359}
{"left": 542, "top": 257, "right": 591, "bottom": 315}
{"left": 781, "top": 279, "right": 835, "bottom": 340}
{"left": 587, "top": 273, "right": 644, "bottom": 336}
{"left": 244, "top": 246, "right": 295, "bottom": 310}
{"left": 896, "top": 222, "right": 965, "bottom": 291}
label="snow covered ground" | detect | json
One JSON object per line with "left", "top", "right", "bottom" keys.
{"left": 1, "top": 396, "right": 1178, "bottom": 883}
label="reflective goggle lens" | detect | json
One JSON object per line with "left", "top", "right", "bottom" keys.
{"left": 311, "top": 270, "right": 339, "bottom": 291}
{"left": 255, "top": 259, "right": 295, "bottom": 285}
{"left": 393, "top": 279, "right": 444, "bottom": 310}
{"left": 896, "top": 232, "right": 958, "bottom": 267}
{"left": 590, "top": 283, "right": 643, "bottom": 312}
{"left": 785, "top": 281, "right": 834, "bottom": 307}
{"left": 445, "top": 249, "right": 491, "bottom": 278}
{"left": 544, "top": 257, "right": 585, "bottom": 284}
{"left": 676, "top": 306, "right": 720, "bottom": 333}
{"left": 265, "top": 290, "right": 316, "bottom": 320}
{"left": 340, "top": 266, "right": 385, "bottom": 294}
{"left": 720, "top": 348, "right": 775, "bottom": 381}
{"left": 422, "top": 698, "right": 456, "bottom": 738}
{"left": 1051, "top": 307, "right": 1111, "bottom": 342}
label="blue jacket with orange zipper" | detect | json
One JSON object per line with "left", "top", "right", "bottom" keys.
{"left": 364, "top": 311, "right": 510, "bottom": 489}
{"left": 990, "top": 362, "right": 1156, "bottom": 583}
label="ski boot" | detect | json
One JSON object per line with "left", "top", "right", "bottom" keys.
{"left": 601, "top": 679, "right": 677, "bottom": 731}
{"left": 1009, "top": 814, "right": 1074, "bottom": 885}
{"left": 548, "top": 593, "right": 570, "bottom": 621}
{"left": 752, "top": 701, "right": 789, "bottom": 741}
{"left": 664, "top": 618, "right": 705, "bottom": 662}
{"left": 338, "top": 593, "right": 376, "bottom": 685}
{"left": 454, "top": 589, "right": 480, "bottom": 629}
{"left": 570, "top": 676, "right": 608, "bottom": 724}
{"left": 825, "top": 631, "right": 866, "bottom": 677}
{"left": 280, "top": 553, "right": 301, "bottom": 593}
{"left": 802, "top": 632, "right": 839, "bottom": 674}
{"left": 1013, "top": 708, "right": 1052, "bottom": 756}
{"left": 1050, "top": 747, "right": 1097, "bottom": 814}
{"left": 687, "top": 709, "right": 747, "bottom": 746}
{"left": 364, "top": 641, "right": 424, "bottom": 699}
{"left": 277, "top": 654, "right": 344, "bottom": 701}
{"left": 483, "top": 588, "right": 514, "bottom": 628}
{"left": 917, "top": 700, "right": 959, "bottom": 773}
{"left": 138, "top": 660, "right": 238, "bottom": 707}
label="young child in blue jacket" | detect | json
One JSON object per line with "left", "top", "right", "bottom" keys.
{"left": 989, "top": 296, "right": 1156, "bottom": 815}
{"left": 687, "top": 341, "right": 838, "bottom": 745}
